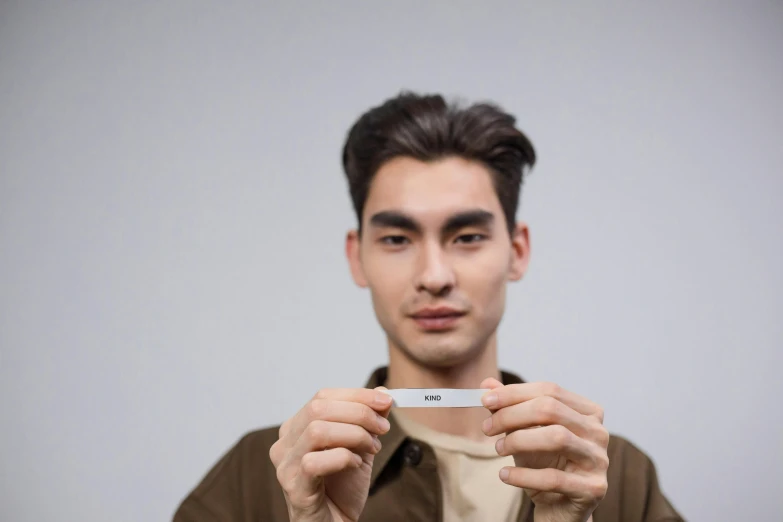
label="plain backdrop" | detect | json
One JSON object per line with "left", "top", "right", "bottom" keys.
{"left": 1, "top": 2, "right": 782, "bottom": 521}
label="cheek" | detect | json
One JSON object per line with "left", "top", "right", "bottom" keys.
{"left": 364, "top": 254, "right": 412, "bottom": 309}
{"left": 456, "top": 250, "right": 510, "bottom": 303}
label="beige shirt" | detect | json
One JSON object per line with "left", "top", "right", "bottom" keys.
{"left": 393, "top": 410, "right": 523, "bottom": 522}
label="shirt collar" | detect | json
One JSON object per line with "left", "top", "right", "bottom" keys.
{"left": 364, "top": 366, "right": 525, "bottom": 489}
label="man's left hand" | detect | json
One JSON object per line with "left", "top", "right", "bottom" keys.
{"left": 480, "top": 378, "right": 609, "bottom": 522}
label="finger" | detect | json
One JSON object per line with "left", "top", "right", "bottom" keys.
{"left": 481, "top": 382, "right": 603, "bottom": 419}
{"left": 483, "top": 395, "right": 598, "bottom": 439}
{"left": 499, "top": 466, "right": 608, "bottom": 504}
{"left": 496, "top": 425, "right": 609, "bottom": 471}
{"left": 282, "top": 448, "right": 364, "bottom": 504}
{"left": 269, "top": 439, "right": 285, "bottom": 467}
{"left": 300, "top": 447, "right": 363, "bottom": 479}
{"left": 278, "top": 418, "right": 292, "bottom": 442}
{"left": 304, "top": 399, "right": 392, "bottom": 437}
{"left": 288, "top": 420, "right": 381, "bottom": 464}
{"left": 309, "top": 387, "right": 394, "bottom": 412}
{"left": 281, "top": 387, "right": 393, "bottom": 439}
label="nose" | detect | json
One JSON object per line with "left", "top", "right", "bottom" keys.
{"left": 414, "top": 242, "right": 455, "bottom": 297}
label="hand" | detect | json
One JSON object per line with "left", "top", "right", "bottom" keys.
{"left": 269, "top": 387, "right": 393, "bottom": 522}
{"left": 480, "top": 379, "right": 609, "bottom": 522}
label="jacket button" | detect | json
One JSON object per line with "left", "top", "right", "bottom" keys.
{"left": 403, "top": 442, "right": 422, "bottom": 466}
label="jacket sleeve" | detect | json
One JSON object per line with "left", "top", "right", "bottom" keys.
{"left": 172, "top": 428, "right": 289, "bottom": 522}
{"left": 593, "top": 435, "right": 685, "bottom": 522}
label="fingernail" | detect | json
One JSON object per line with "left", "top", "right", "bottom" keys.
{"left": 482, "top": 393, "right": 497, "bottom": 407}
{"left": 482, "top": 416, "right": 492, "bottom": 433}
{"left": 377, "top": 415, "right": 390, "bottom": 432}
{"left": 375, "top": 392, "right": 393, "bottom": 406}
{"left": 353, "top": 453, "right": 363, "bottom": 466}
{"left": 499, "top": 468, "right": 509, "bottom": 481}
{"left": 495, "top": 437, "right": 505, "bottom": 455}
{"left": 373, "top": 436, "right": 382, "bottom": 452}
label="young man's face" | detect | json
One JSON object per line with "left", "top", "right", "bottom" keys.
{"left": 346, "top": 156, "right": 530, "bottom": 368}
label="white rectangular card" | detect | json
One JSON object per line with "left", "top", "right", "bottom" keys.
{"left": 381, "top": 388, "right": 486, "bottom": 408}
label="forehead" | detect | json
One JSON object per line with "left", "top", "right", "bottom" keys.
{"left": 363, "top": 156, "right": 502, "bottom": 225}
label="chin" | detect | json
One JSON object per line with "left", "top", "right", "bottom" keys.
{"left": 404, "top": 336, "right": 485, "bottom": 369}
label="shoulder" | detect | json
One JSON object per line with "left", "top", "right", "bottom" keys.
{"left": 234, "top": 425, "right": 282, "bottom": 462}
{"left": 196, "top": 426, "right": 281, "bottom": 493}
{"left": 174, "top": 426, "right": 287, "bottom": 522}
{"left": 595, "top": 434, "right": 684, "bottom": 522}
{"left": 607, "top": 433, "right": 656, "bottom": 476}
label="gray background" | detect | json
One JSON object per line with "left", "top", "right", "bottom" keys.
{"left": 1, "top": 2, "right": 781, "bottom": 521}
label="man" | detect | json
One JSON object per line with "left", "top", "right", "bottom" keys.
{"left": 174, "top": 92, "right": 683, "bottom": 522}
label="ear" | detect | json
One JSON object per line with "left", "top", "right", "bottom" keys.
{"left": 345, "top": 229, "right": 369, "bottom": 288}
{"left": 508, "top": 221, "right": 530, "bottom": 282}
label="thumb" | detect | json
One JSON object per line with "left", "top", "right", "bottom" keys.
{"left": 480, "top": 377, "right": 503, "bottom": 390}
{"left": 374, "top": 386, "right": 393, "bottom": 417}
{"left": 480, "top": 377, "right": 503, "bottom": 410}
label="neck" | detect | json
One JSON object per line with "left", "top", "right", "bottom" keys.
{"left": 385, "top": 334, "right": 502, "bottom": 443}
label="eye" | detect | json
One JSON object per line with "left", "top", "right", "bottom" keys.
{"left": 455, "top": 233, "right": 487, "bottom": 244}
{"left": 380, "top": 235, "right": 410, "bottom": 246}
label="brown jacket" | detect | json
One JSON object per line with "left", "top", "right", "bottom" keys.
{"left": 174, "top": 367, "right": 684, "bottom": 521}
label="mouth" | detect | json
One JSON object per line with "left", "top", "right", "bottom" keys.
{"left": 410, "top": 307, "right": 467, "bottom": 331}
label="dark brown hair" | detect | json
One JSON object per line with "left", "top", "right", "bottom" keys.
{"left": 341, "top": 91, "right": 536, "bottom": 235}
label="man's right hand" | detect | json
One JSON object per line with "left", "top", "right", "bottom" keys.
{"left": 269, "top": 387, "right": 393, "bottom": 522}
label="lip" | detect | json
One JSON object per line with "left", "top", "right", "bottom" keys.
{"left": 410, "top": 307, "right": 466, "bottom": 331}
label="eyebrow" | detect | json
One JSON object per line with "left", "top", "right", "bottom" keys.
{"left": 368, "top": 209, "right": 495, "bottom": 236}
{"left": 442, "top": 209, "right": 495, "bottom": 236}
{"left": 369, "top": 210, "right": 421, "bottom": 233}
